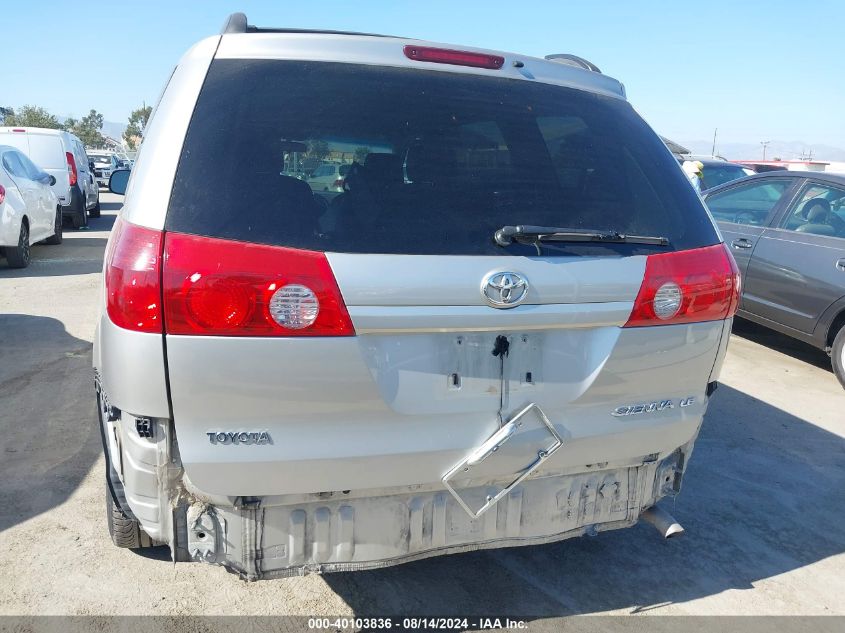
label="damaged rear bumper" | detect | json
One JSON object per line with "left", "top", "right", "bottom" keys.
{"left": 103, "top": 394, "right": 694, "bottom": 580}
{"left": 183, "top": 452, "right": 686, "bottom": 580}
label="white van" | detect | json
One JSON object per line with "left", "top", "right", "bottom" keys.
{"left": 0, "top": 127, "right": 100, "bottom": 228}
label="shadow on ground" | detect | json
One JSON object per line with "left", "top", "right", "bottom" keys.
{"left": 98, "top": 201, "right": 123, "bottom": 213}
{"left": 732, "top": 317, "right": 832, "bottom": 372}
{"left": 0, "top": 314, "right": 102, "bottom": 534}
{"left": 323, "top": 384, "right": 845, "bottom": 615}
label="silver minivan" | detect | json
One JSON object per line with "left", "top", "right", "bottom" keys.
{"left": 95, "top": 13, "right": 739, "bottom": 579}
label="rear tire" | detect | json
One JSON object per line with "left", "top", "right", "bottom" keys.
{"left": 72, "top": 204, "right": 88, "bottom": 229}
{"left": 44, "top": 207, "right": 63, "bottom": 245}
{"left": 89, "top": 200, "right": 101, "bottom": 218}
{"left": 106, "top": 482, "right": 153, "bottom": 549}
{"left": 832, "top": 324, "right": 845, "bottom": 390}
{"left": 5, "top": 221, "right": 31, "bottom": 268}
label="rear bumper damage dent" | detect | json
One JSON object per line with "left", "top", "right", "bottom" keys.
{"left": 103, "top": 376, "right": 701, "bottom": 579}
{"left": 178, "top": 444, "right": 692, "bottom": 581}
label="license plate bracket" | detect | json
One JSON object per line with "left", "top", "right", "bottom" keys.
{"left": 442, "top": 403, "right": 563, "bottom": 518}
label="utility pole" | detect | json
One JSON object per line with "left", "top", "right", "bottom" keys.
{"left": 711, "top": 128, "right": 718, "bottom": 157}
{"left": 760, "top": 140, "right": 771, "bottom": 160}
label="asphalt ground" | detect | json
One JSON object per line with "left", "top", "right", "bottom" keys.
{"left": 1, "top": 192, "right": 843, "bottom": 623}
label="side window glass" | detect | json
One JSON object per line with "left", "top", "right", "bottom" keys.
{"left": 779, "top": 183, "right": 845, "bottom": 238}
{"left": 16, "top": 151, "right": 43, "bottom": 180}
{"left": 2, "top": 151, "right": 28, "bottom": 179}
{"left": 704, "top": 179, "right": 791, "bottom": 226}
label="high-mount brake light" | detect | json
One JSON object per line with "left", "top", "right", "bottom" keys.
{"left": 104, "top": 219, "right": 163, "bottom": 333}
{"left": 624, "top": 244, "right": 740, "bottom": 327}
{"left": 403, "top": 45, "right": 505, "bottom": 70}
{"left": 162, "top": 232, "right": 355, "bottom": 337}
{"left": 65, "top": 151, "right": 78, "bottom": 186}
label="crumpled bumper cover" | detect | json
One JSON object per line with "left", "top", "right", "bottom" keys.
{"left": 182, "top": 449, "right": 685, "bottom": 580}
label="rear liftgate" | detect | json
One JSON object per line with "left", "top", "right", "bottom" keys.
{"left": 443, "top": 335, "right": 564, "bottom": 518}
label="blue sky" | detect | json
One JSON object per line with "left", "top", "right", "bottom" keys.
{"left": 5, "top": 0, "right": 844, "bottom": 149}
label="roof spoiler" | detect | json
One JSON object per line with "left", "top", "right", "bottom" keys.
{"left": 544, "top": 54, "right": 602, "bottom": 74}
{"left": 219, "top": 13, "right": 398, "bottom": 38}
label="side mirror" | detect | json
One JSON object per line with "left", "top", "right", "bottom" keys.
{"left": 89, "top": 161, "right": 95, "bottom": 170}
{"left": 109, "top": 169, "right": 131, "bottom": 195}
{"left": 48, "top": 175, "right": 57, "bottom": 186}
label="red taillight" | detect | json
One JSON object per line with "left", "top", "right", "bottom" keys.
{"left": 403, "top": 45, "right": 504, "bottom": 70}
{"left": 162, "top": 232, "right": 355, "bottom": 337}
{"left": 624, "top": 244, "right": 740, "bottom": 327}
{"left": 65, "top": 151, "right": 78, "bottom": 186}
{"left": 105, "top": 219, "right": 163, "bottom": 333}
{"left": 0, "top": 185, "right": 5, "bottom": 205}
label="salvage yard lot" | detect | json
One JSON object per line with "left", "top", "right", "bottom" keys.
{"left": 0, "top": 192, "right": 843, "bottom": 618}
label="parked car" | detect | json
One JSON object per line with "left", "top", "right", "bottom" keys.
{"left": 0, "top": 127, "right": 99, "bottom": 228}
{"left": 88, "top": 151, "right": 119, "bottom": 188}
{"left": 680, "top": 157, "right": 754, "bottom": 192}
{"left": 306, "top": 162, "right": 352, "bottom": 192}
{"left": 95, "top": 13, "right": 739, "bottom": 578}
{"left": 734, "top": 162, "right": 789, "bottom": 174}
{"left": 0, "top": 145, "right": 62, "bottom": 267}
{"left": 703, "top": 171, "right": 845, "bottom": 387}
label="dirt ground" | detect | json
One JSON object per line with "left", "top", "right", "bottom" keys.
{"left": 1, "top": 193, "right": 844, "bottom": 620}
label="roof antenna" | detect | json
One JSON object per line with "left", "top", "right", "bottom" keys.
{"left": 221, "top": 12, "right": 248, "bottom": 34}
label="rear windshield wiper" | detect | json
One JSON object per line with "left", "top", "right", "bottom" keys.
{"left": 494, "top": 225, "right": 669, "bottom": 247}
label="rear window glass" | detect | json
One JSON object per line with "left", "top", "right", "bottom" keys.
{"left": 167, "top": 60, "right": 719, "bottom": 256}
{"left": 701, "top": 164, "right": 749, "bottom": 190}
{"left": 26, "top": 134, "right": 64, "bottom": 169}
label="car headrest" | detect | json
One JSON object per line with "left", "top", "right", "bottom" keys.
{"left": 364, "top": 153, "right": 403, "bottom": 189}
{"left": 275, "top": 173, "right": 315, "bottom": 200}
{"left": 803, "top": 198, "right": 831, "bottom": 222}
{"left": 404, "top": 140, "right": 457, "bottom": 186}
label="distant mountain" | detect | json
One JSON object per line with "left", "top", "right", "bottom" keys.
{"left": 680, "top": 139, "right": 845, "bottom": 162}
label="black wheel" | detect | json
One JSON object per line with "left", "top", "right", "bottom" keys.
{"left": 44, "top": 207, "right": 63, "bottom": 245}
{"left": 89, "top": 199, "right": 101, "bottom": 218}
{"left": 832, "top": 324, "right": 845, "bottom": 390}
{"left": 5, "top": 221, "right": 31, "bottom": 268}
{"left": 72, "top": 203, "right": 88, "bottom": 229}
{"left": 106, "top": 480, "right": 153, "bottom": 549}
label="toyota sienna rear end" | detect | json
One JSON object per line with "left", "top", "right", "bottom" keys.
{"left": 93, "top": 14, "right": 738, "bottom": 579}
